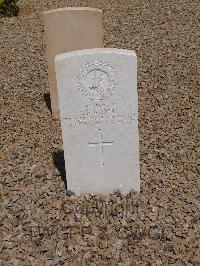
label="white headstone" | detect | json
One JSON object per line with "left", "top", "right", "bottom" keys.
{"left": 55, "top": 48, "right": 140, "bottom": 195}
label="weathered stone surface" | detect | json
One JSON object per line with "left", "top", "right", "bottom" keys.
{"left": 43, "top": 7, "right": 104, "bottom": 118}
{"left": 55, "top": 48, "right": 140, "bottom": 195}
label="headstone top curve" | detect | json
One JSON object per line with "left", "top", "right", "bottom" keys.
{"left": 43, "top": 7, "right": 102, "bottom": 15}
{"left": 55, "top": 48, "right": 136, "bottom": 62}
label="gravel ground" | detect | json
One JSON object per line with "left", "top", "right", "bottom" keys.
{"left": 0, "top": 0, "right": 199, "bottom": 265}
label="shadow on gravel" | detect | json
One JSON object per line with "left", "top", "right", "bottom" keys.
{"left": 53, "top": 150, "right": 67, "bottom": 189}
{"left": 43, "top": 92, "right": 52, "bottom": 114}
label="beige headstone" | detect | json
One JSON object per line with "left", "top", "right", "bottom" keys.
{"left": 43, "top": 7, "right": 104, "bottom": 118}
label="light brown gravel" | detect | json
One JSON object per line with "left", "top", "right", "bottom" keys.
{"left": 0, "top": 0, "right": 199, "bottom": 265}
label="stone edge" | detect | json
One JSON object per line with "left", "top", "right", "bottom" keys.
{"left": 55, "top": 48, "right": 137, "bottom": 62}
{"left": 43, "top": 7, "right": 102, "bottom": 15}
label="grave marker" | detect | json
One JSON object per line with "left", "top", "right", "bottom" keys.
{"left": 55, "top": 48, "right": 140, "bottom": 195}
{"left": 43, "top": 7, "right": 103, "bottom": 118}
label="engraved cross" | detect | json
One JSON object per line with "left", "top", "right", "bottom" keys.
{"left": 88, "top": 129, "right": 114, "bottom": 167}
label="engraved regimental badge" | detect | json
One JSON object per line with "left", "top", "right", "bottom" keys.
{"left": 77, "top": 61, "right": 118, "bottom": 101}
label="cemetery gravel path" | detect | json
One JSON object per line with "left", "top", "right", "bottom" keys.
{"left": 0, "top": 0, "right": 199, "bottom": 265}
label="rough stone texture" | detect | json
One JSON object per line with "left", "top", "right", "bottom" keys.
{"left": 43, "top": 7, "right": 103, "bottom": 118}
{"left": 55, "top": 48, "right": 140, "bottom": 195}
{"left": 0, "top": 0, "right": 199, "bottom": 265}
